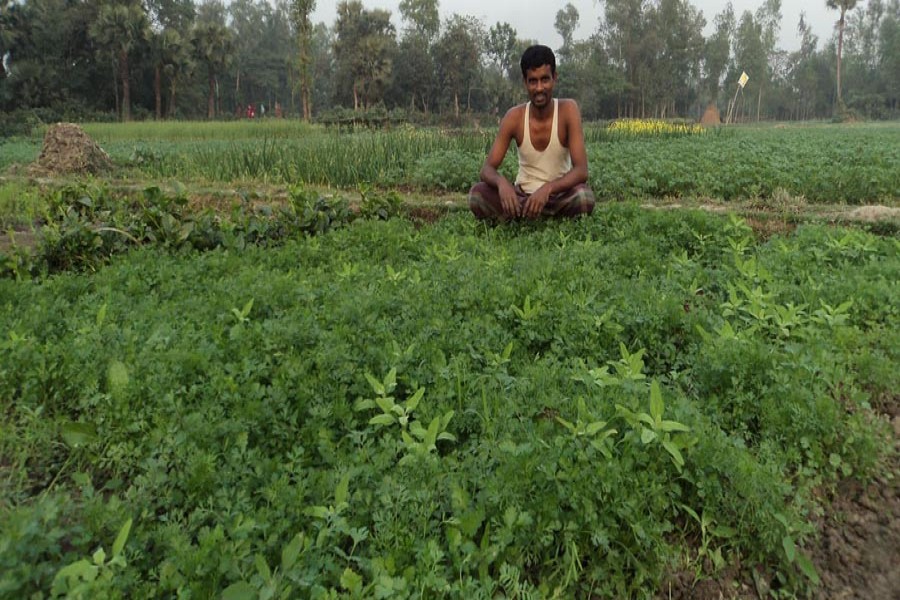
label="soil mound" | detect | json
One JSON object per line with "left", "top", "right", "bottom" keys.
{"left": 28, "top": 123, "right": 112, "bottom": 176}
{"left": 700, "top": 104, "right": 721, "bottom": 126}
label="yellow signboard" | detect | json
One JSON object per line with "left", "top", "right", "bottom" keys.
{"left": 738, "top": 71, "right": 749, "bottom": 88}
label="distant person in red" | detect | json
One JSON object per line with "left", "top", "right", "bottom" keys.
{"left": 246, "top": 103, "right": 256, "bottom": 119}
{"left": 469, "top": 45, "right": 594, "bottom": 220}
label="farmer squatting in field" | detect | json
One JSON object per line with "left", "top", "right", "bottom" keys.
{"left": 469, "top": 45, "right": 595, "bottom": 220}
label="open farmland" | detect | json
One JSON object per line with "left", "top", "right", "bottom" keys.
{"left": 1, "top": 121, "right": 898, "bottom": 204}
{"left": 0, "top": 121, "right": 898, "bottom": 598}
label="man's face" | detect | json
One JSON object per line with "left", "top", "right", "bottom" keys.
{"left": 523, "top": 64, "right": 556, "bottom": 109}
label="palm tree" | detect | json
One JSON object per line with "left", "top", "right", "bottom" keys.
{"left": 89, "top": 2, "right": 149, "bottom": 121}
{"left": 157, "top": 28, "right": 194, "bottom": 119}
{"left": 826, "top": 0, "right": 859, "bottom": 109}
{"left": 193, "top": 21, "right": 234, "bottom": 119}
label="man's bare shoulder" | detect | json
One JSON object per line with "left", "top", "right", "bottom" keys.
{"left": 496, "top": 104, "right": 526, "bottom": 140}
{"left": 557, "top": 98, "right": 582, "bottom": 117}
{"left": 500, "top": 104, "right": 527, "bottom": 124}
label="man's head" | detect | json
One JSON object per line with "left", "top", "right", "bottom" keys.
{"left": 520, "top": 45, "right": 557, "bottom": 109}
{"left": 520, "top": 45, "right": 556, "bottom": 78}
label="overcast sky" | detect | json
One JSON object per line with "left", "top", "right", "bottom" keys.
{"left": 310, "top": 0, "right": 841, "bottom": 52}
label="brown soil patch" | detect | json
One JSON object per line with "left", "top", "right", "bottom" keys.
{"left": 809, "top": 448, "right": 900, "bottom": 600}
{"left": 745, "top": 216, "right": 797, "bottom": 240}
{"left": 27, "top": 123, "right": 113, "bottom": 177}
{"left": 407, "top": 206, "right": 447, "bottom": 227}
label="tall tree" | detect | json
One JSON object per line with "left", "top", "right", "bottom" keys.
{"left": 729, "top": 11, "right": 766, "bottom": 121}
{"left": 826, "top": 0, "right": 860, "bottom": 108}
{"left": 481, "top": 22, "right": 518, "bottom": 115}
{"left": 393, "top": 31, "right": 436, "bottom": 112}
{"left": 89, "top": 0, "right": 150, "bottom": 121}
{"left": 879, "top": 0, "right": 900, "bottom": 113}
{"left": 789, "top": 12, "right": 824, "bottom": 119}
{"left": 333, "top": 1, "right": 396, "bottom": 110}
{"left": 754, "top": 0, "right": 782, "bottom": 119}
{"left": 146, "top": 0, "right": 194, "bottom": 119}
{"left": 229, "top": 0, "right": 262, "bottom": 108}
{"left": 1, "top": 0, "right": 100, "bottom": 111}
{"left": 433, "top": 14, "right": 482, "bottom": 117}
{"left": 486, "top": 22, "right": 517, "bottom": 78}
{"left": 395, "top": 0, "right": 438, "bottom": 111}
{"left": 555, "top": 3, "right": 580, "bottom": 63}
{"left": 703, "top": 3, "right": 735, "bottom": 105}
{"left": 158, "top": 28, "right": 194, "bottom": 117}
{"left": 651, "top": 0, "right": 705, "bottom": 117}
{"left": 399, "top": 0, "right": 439, "bottom": 40}
{"left": 192, "top": 8, "right": 233, "bottom": 118}
{"left": 291, "top": 0, "right": 316, "bottom": 120}
{"left": 601, "top": 0, "right": 653, "bottom": 116}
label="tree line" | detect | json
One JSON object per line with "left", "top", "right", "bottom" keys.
{"left": 0, "top": 0, "right": 898, "bottom": 126}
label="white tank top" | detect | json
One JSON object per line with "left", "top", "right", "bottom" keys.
{"left": 515, "top": 99, "right": 573, "bottom": 194}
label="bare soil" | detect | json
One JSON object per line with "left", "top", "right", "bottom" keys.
{"left": 809, "top": 451, "right": 900, "bottom": 600}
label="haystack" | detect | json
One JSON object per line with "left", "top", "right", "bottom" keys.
{"left": 700, "top": 104, "right": 721, "bottom": 126}
{"left": 28, "top": 123, "right": 113, "bottom": 176}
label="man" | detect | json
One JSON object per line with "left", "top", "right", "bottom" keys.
{"left": 469, "top": 45, "right": 595, "bottom": 220}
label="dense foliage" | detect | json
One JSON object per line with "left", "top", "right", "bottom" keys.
{"left": 1, "top": 0, "right": 899, "bottom": 126}
{"left": 1, "top": 200, "right": 896, "bottom": 597}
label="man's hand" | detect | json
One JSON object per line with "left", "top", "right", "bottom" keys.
{"left": 523, "top": 183, "right": 552, "bottom": 218}
{"left": 498, "top": 179, "right": 520, "bottom": 217}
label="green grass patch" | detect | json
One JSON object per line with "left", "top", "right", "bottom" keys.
{"left": 1, "top": 205, "right": 895, "bottom": 597}
{"left": 0, "top": 181, "right": 46, "bottom": 228}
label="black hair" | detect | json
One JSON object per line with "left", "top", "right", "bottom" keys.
{"left": 520, "top": 45, "right": 556, "bottom": 77}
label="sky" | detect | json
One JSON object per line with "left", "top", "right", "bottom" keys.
{"left": 310, "top": 0, "right": 841, "bottom": 52}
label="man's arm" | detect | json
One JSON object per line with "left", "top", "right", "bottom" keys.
{"left": 522, "top": 100, "right": 589, "bottom": 218}
{"left": 480, "top": 108, "right": 521, "bottom": 217}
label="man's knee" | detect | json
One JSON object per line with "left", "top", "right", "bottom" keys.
{"left": 560, "top": 184, "right": 594, "bottom": 216}
{"left": 575, "top": 185, "right": 596, "bottom": 215}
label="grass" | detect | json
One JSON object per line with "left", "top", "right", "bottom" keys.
{"left": 3, "top": 121, "right": 898, "bottom": 204}
{"left": 1, "top": 205, "right": 896, "bottom": 597}
{"left": 0, "top": 181, "right": 46, "bottom": 229}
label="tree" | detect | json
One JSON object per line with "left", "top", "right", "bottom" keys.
{"left": 555, "top": 3, "right": 579, "bottom": 63}
{"left": 486, "top": 22, "right": 517, "bottom": 78}
{"left": 600, "top": 0, "right": 653, "bottom": 117}
{"left": 333, "top": 1, "right": 396, "bottom": 110}
{"left": 729, "top": 11, "right": 766, "bottom": 121}
{"left": 146, "top": 0, "right": 194, "bottom": 119}
{"left": 433, "top": 14, "right": 482, "bottom": 117}
{"left": 826, "top": 0, "right": 860, "bottom": 108}
{"left": 290, "top": 0, "right": 316, "bottom": 120}
{"left": 703, "top": 3, "right": 734, "bottom": 105}
{"left": 1, "top": 0, "right": 101, "bottom": 112}
{"left": 158, "top": 28, "right": 194, "bottom": 117}
{"left": 399, "top": 0, "right": 439, "bottom": 40}
{"left": 754, "top": 0, "right": 782, "bottom": 119}
{"left": 393, "top": 31, "right": 436, "bottom": 112}
{"left": 192, "top": 5, "right": 234, "bottom": 119}
{"left": 89, "top": 0, "right": 150, "bottom": 121}
{"left": 651, "top": 0, "right": 705, "bottom": 117}
{"left": 879, "top": 0, "right": 900, "bottom": 113}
